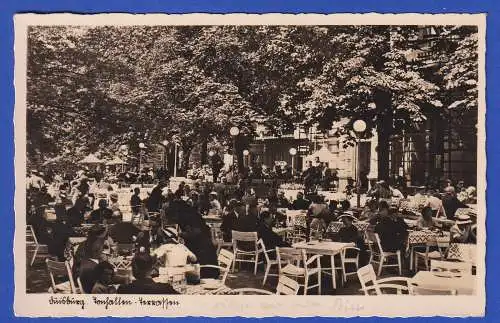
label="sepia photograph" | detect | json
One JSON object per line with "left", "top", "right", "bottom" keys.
{"left": 14, "top": 13, "right": 486, "bottom": 317}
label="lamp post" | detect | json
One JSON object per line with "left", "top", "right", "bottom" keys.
{"left": 161, "top": 140, "right": 169, "bottom": 172}
{"left": 243, "top": 149, "right": 250, "bottom": 168}
{"left": 289, "top": 147, "right": 297, "bottom": 177}
{"left": 229, "top": 126, "right": 240, "bottom": 171}
{"left": 353, "top": 119, "right": 367, "bottom": 208}
{"left": 138, "top": 142, "right": 146, "bottom": 172}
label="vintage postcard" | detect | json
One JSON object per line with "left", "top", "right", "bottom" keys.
{"left": 14, "top": 13, "right": 486, "bottom": 317}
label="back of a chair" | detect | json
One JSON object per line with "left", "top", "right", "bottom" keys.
{"left": 211, "top": 226, "right": 224, "bottom": 245}
{"left": 26, "top": 225, "right": 38, "bottom": 245}
{"left": 46, "top": 259, "right": 75, "bottom": 293}
{"left": 276, "top": 275, "right": 300, "bottom": 295}
{"left": 232, "top": 231, "right": 258, "bottom": 251}
{"left": 258, "top": 240, "right": 271, "bottom": 263}
{"left": 410, "top": 284, "right": 457, "bottom": 295}
{"left": 218, "top": 249, "right": 235, "bottom": 276}
{"left": 276, "top": 247, "right": 304, "bottom": 271}
{"left": 357, "top": 264, "right": 377, "bottom": 295}
{"left": 430, "top": 259, "right": 472, "bottom": 276}
{"left": 366, "top": 231, "right": 383, "bottom": 255}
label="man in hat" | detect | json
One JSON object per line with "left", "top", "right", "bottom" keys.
{"left": 450, "top": 213, "right": 475, "bottom": 243}
{"left": 338, "top": 211, "right": 361, "bottom": 244}
{"left": 374, "top": 206, "right": 409, "bottom": 253}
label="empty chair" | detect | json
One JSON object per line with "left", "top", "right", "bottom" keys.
{"left": 210, "top": 226, "right": 232, "bottom": 255}
{"left": 430, "top": 259, "right": 472, "bottom": 276}
{"left": 259, "top": 239, "right": 279, "bottom": 286}
{"left": 341, "top": 246, "right": 360, "bottom": 283}
{"left": 276, "top": 247, "right": 321, "bottom": 295}
{"left": 27, "top": 225, "right": 49, "bottom": 266}
{"left": 366, "top": 231, "right": 402, "bottom": 276}
{"left": 46, "top": 259, "right": 77, "bottom": 294}
{"left": 357, "top": 264, "right": 410, "bottom": 295}
{"left": 276, "top": 275, "right": 301, "bottom": 295}
{"left": 410, "top": 284, "right": 457, "bottom": 295}
{"left": 414, "top": 236, "right": 449, "bottom": 271}
{"left": 231, "top": 231, "right": 264, "bottom": 275}
{"left": 200, "top": 248, "right": 235, "bottom": 284}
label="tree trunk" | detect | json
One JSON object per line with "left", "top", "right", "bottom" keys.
{"left": 375, "top": 90, "right": 393, "bottom": 181}
{"left": 200, "top": 138, "right": 208, "bottom": 165}
{"left": 181, "top": 147, "right": 192, "bottom": 177}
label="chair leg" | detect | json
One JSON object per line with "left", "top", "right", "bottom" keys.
{"left": 31, "top": 246, "right": 38, "bottom": 266}
{"left": 409, "top": 247, "right": 414, "bottom": 270}
{"left": 378, "top": 255, "right": 384, "bottom": 276}
{"left": 397, "top": 252, "right": 402, "bottom": 275}
{"left": 304, "top": 275, "right": 309, "bottom": 295}
{"left": 318, "top": 271, "right": 322, "bottom": 295}
{"left": 253, "top": 253, "right": 259, "bottom": 275}
{"left": 232, "top": 253, "right": 237, "bottom": 272}
{"left": 263, "top": 264, "right": 270, "bottom": 286}
{"left": 331, "top": 255, "right": 337, "bottom": 289}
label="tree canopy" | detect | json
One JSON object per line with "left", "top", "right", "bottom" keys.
{"left": 26, "top": 25, "right": 478, "bottom": 174}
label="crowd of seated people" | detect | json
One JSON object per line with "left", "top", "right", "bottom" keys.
{"left": 27, "top": 165, "right": 478, "bottom": 294}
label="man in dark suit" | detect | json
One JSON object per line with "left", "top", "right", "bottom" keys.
{"left": 77, "top": 238, "right": 104, "bottom": 293}
{"left": 117, "top": 252, "right": 179, "bottom": 294}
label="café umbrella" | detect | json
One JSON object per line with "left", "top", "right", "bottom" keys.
{"left": 79, "top": 153, "right": 103, "bottom": 164}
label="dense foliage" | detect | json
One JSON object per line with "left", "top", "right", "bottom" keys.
{"left": 27, "top": 25, "right": 478, "bottom": 175}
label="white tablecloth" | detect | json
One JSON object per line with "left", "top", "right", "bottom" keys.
{"left": 411, "top": 271, "right": 475, "bottom": 295}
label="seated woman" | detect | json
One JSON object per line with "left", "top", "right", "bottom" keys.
{"left": 306, "top": 194, "right": 329, "bottom": 238}
{"left": 88, "top": 199, "right": 113, "bottom": 224}
{"left": 91, "top": 261, "right": 117, "bottom": 294}
{"left": 416, "top": 206, "right": 436, "bottom": 229}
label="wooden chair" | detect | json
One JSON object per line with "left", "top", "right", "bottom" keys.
{"left": 231, "top": 231, "right": 264, "bottom": 274}
{"left": 27, "top": 225, "right": 49, "bottom": 266}
{"left": 341, "top": 246, "right": 360, "bottom": 282}
{"left": 366, "top": 231, "right": 402, "bottom": 276}
{"left": 46, "top": 259, "right": 77, "bottom": 294}
{"left": 357, "top": 264, "right": 411, "bottom": 295}
{"left": 414, "top": 235, "right": 449, "bottom": 271}
{"left": 409, "top": 284, "right": 457, "bottom": 295}
{"left": 276, "top": 247, "right": 321, "bottom": 295}
{"left": 259, "top": 240, "right": 279, "bottom": 286}
{"left": 276, "top": 275, "right": 301, "bottom": 295}
{"left": 231, "top": 288, "right": 274, "bottom": 295}
{"left": 200, "top": 249, "right": 235, "bottom": 284}
{"left": 430, "top": 259, "right": 472, "bottom": 276}
{"left": 210, "top": 226, "right": 232, "bottom": 255}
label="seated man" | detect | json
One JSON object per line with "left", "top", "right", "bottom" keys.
{"left": 257, "top": 211, "right": 291, "bottom": 252}
{"left": 77, "top": 238, "right": 104, "bottom": 293}
{"left": 91, "top": 261, "right": 117, "bottom": 294}
{"left": 292, "top": 192, "right": 311, "bottom": 210}
{"left": 374, "top": 208, "right": 409, "bottom": 252}
{"left": 117, "top": 252, "right": 179, "bottom": 294}
{"left": 88, "top": 199, "right": 113, "bottom": 224}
